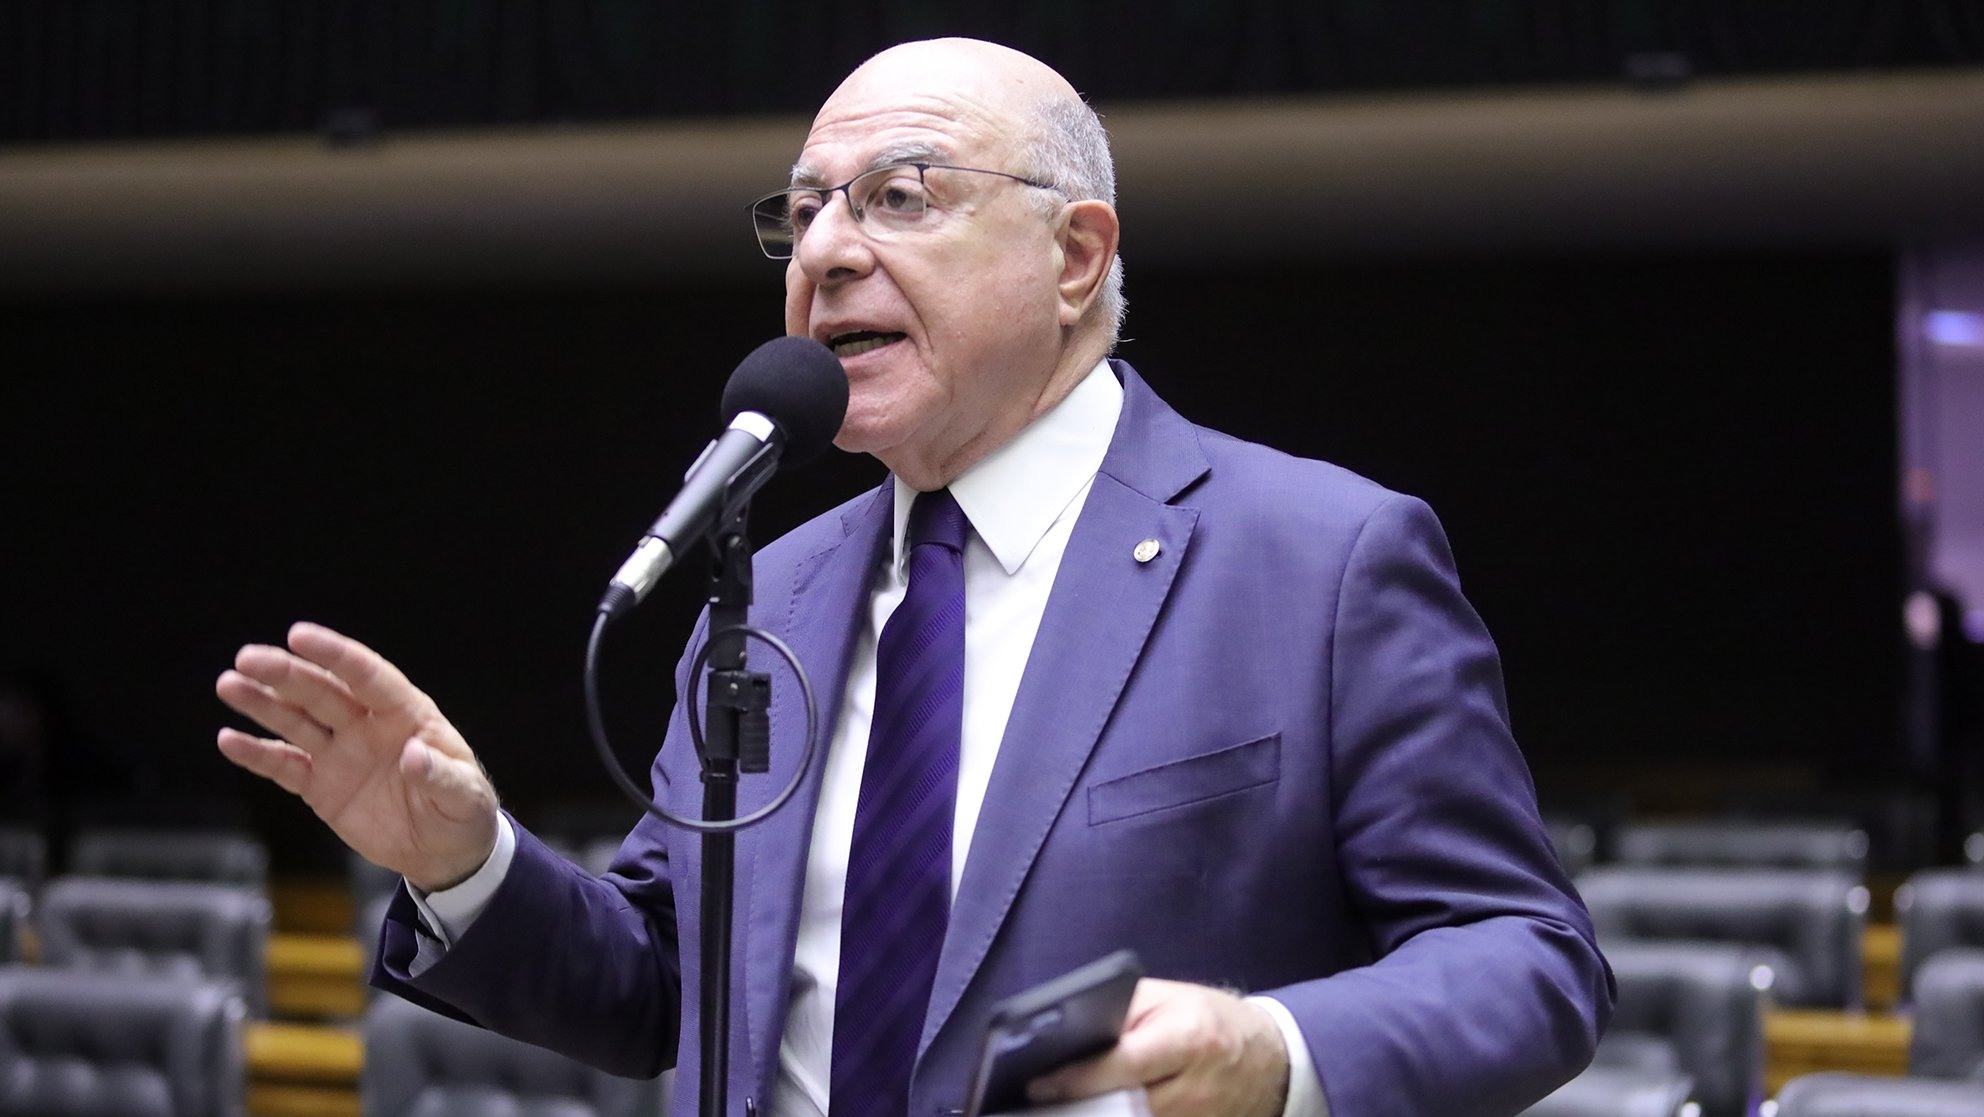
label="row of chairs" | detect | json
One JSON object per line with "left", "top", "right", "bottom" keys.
{"left": 0, "top": 964, "right": 670, "bottom": 1117}
{"left": 0, "top": 825, "right": 268, "bottom": 893}
{"left": 1522, "top": 849, "right": 1984, "bottom": 1116}
{"left": 0, "top": 875, "right": 271, "bottom": 1016}
{"left": 1545, "top": 817, "right": 1956, "bottom": 880}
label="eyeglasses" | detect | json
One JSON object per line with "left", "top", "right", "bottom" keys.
{"left": 749, "top": 163, "right": 1062, "bottom": 259}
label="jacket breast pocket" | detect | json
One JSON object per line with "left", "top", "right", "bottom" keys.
{"left": 1086, "top": 733, "right": 1281, "bottom": 826}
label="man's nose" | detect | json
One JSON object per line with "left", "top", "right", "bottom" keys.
{"left": 794, "top": 192, "right": 873, "bottom": 282}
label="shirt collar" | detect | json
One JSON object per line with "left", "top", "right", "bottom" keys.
{"left": 891, "top": 359, "right": 1123, "bottom": 576}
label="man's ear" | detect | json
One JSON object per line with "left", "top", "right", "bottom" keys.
{"left": 1053, "top": 200, "right": 1120, "bottom": 328}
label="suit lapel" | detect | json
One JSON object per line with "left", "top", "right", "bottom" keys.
{"left": 738, "top": 486, "right": 892, "bottom": 1093}
{"left": 923, "top": 363, "right": 1210, "bottom": 1049}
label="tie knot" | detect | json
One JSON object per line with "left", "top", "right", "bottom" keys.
{"left": 907, "top": 488, "right": 968, "bottom": 554}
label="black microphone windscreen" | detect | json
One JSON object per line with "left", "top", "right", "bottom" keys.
{"left": 721, "top": 337, "right": 849, "bottom": 468}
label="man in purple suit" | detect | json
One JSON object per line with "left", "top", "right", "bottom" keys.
{"left": 218, "top": 38, "right": 1610, "bottom": 1117}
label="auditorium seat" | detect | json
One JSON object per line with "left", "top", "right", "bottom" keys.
{"left": 1912, "top": 949, "right": 1984, "bottom": 1081}
{"left": 1578, "top": 866, "right": 1867, "bottom": 1008}
{"left": 1967, "top": 832, "right": 1984, "bottom": 868}
{"left": 1593, "top": 940, "right": 1776, "bottom": 1116}
{"left": 362, "top": 992, "right": 668, "bottom": 1117}
{"left": 1613, "top": 821, "right": 1869, "bottom": 875}
{"left": 1547, "top": 819, "right": 1599, "bottom": 878}
{"left": 0, "top": 827, "right": 45, "bottom": 894}
{"left": 1768, "top": 1072, "right": 1984, "bottom": 1117}
{"left": 1520, "top": 1066, "right": 1699, "bottom": 1117}
{"left": 0, "top": 965, "right": 246, "bottom": 1117}
{"left": 1767, "top": 948, "right": 1984, "bottom": 1115}
{"left": 1897, "top": 870, "right": 1984, "bottom": 1001}
{"left": 37, "top": 877, "right": 271, "bottom": 1016}
{"left": 0, "top": 880, "right": 26, "bottom": 962}
{"left": 68, "top": 828, "right": 268, "bottom": 889}
{"left": 1717, "top": 791, "right": 1937, "bottom": 874}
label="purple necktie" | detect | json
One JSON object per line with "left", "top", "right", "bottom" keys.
{"left": 832, "top": 488, "right": 968, "bottom": 1117}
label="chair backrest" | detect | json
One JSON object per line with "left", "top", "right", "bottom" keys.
{"left": 0, "top": 880, "right": 27, "bottom": 963}
{"left": 0, "top": 964, "right": 246, "bottom": 1117}
{"left": 1897, "top": 869, "right": 1984, "bottom": 1000}
{"left": 1614, "top": 821, "right": 1869, "bottom": 874}
{"left": 1772, "top": 1071, "right": 1984, "bottom": 1116}
{"left": 1521, "top": 1065, "right": 1698, "bottom": 1117}
{"left": 1546, "top": 819, "right": 1599, "bottom": 878}
{"left": 362, "top": 993, "right": 668, "bottom": 1117}
{"left": 1601, "top": 940, "right": 1775, "bottom": 1116}
{"left": 1578, "top": 866, "right": 1867, "bottom": 1008}
{"left": 68, "top": 829, "right": 267, "bottom": 888}
{"left": 1967, "top": 832, "right": 1984, "bottom": 869}
{"left": 1911, "top": 948, "right": 1984, "bottom": 1081}
{"left": 0, "top": 828, "right": 45, "bottom": 893}
{"left": 38, "top": 878, "right": 271, "bottom": 1016}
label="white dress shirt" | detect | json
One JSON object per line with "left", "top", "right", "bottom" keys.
{"left": 413, "top": 360, "right": 1324, "bottom": 1117}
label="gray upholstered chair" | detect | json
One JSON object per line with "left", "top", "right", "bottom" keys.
{"left": 1767, "top": 948, "right": 1984, "bottom": 1115}
{"left": 0, "top": 964, "right": 246, "bottom": 1117}
{"left": 1913, "top": 949, "right": 1984, "bottom": 1082}
{"left": 363, "top": 993, "right": 669, "bottom": 1117}
{"left": 68, "top": 828, "right": 268, "bottom": 889}
{"left": 1578, "top": 866, "right": 1867, "bottom": 1009}
{"left": 1899, "top": 871, "right": 1984, "bottom": 1001}
{"left": 1591, "top": 940, "right": 1775, "bottom": 1116}
{"left": 1547, "top": 819, "right": 1599, "bottom": 879}
{"left": 0, "top": 827, "right": 44, "bottom": 895}
{"left": 1521, "top": 1066, "right": 1699, "bottom": 1117}
{"left": 1613, "top": 820, "right": 1869, "bottom": 876}
{"left": 1769, "top": 1073, "right": 1984, "bottom": 1117}
{"left": 0, "top": 880, "right": 27, "bottom": 963}
{"left": 37, "top": 878, "right": 271, "bottom": 1015}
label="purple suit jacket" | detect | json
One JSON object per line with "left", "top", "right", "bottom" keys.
{"left": 376, "top": 361, "right": 1613, "bottom": 1117}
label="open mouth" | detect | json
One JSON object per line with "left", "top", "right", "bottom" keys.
{"left": 828, "top": 330, "right": 907, "bottom": 358}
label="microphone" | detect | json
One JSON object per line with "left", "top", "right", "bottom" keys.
{"left": 600, "top": 336, "right": 848, "bottom": 618}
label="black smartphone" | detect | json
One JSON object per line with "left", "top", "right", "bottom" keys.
{"left": 963, "top": 950, "right": 1144, "bottom": 1117}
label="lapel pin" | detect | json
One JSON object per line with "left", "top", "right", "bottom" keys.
{"left": 1132, "top": 538, "right": 1161, "bottom": 563}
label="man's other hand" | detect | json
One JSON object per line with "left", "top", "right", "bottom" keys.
{"left": 1027, "top": 978, "right": 1291, "bottom": 1117}
{"left": 215, "top": 621, "right": 499, "bottom": 892}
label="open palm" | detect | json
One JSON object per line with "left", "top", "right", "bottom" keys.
{"left": 216, "top": 622, "right": 498, "bottom": 892}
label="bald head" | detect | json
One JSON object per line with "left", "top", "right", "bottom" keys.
{"left": 822, "top": 38, "right": 1082, "bottom": 129}
{"left": 780, "top": 38, "right": 1124, "bottom": 488}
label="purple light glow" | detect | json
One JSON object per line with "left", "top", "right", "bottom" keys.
{"left": 1925, "top": 310, "right": 1984, "bottom": 348}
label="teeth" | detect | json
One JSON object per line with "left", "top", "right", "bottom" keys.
{"left": 831, "top": 332, "right": 902, "bottom": 357}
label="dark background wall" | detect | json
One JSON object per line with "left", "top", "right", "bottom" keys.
{"left": 0, "top": 249, "right": 1899, "bottom": 868}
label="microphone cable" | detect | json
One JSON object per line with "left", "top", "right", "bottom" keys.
{"left": 583, "top": 608, "right": 820, "bottom": 834}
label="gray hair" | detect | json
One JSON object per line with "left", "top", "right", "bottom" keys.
{"left": 1022, "top": 95, "right": 1126, "bottom": 346}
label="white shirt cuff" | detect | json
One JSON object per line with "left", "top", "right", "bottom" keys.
{"left": 406, "top": 814, "right": 517, "bottom": 949}
{"left": 1248, "top": 995, "right": 1329, "bottom": 1117}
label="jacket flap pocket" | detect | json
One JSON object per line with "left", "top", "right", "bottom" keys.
{"left": 1087, "top": 733, "right": 1281, "bottom": 825}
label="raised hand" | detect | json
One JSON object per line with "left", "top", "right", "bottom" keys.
{"left": 1025, "top": 979, "right": 1291, "bottom": 1117}
{"left": 215, "top": 621, "right": 499, "bottom": 892}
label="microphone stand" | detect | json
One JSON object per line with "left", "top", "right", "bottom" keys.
{"left": 698, "top": 503, "right": 772, "bottom": 1117}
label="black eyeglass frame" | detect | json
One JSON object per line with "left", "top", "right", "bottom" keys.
{"left": 749, "top": 162, "right": 1064, "bottom": 259}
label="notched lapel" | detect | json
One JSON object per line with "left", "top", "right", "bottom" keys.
{"left": 923, "top": 366, "right": 1208, "bottom": 1049}
{"left": 738, "top": 486, "right": 892, "bottom": 1094}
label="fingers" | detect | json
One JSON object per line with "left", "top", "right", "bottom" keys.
{"left": 228, "top": 642, "right": 366, "bottom": 736}
{"left": 1028, "top": 981, "right": 1286, "bottom": 1117}
{"left": 287, "top": 621, "right": 433, "bottom": 718}
{"left": 1029, "top": 983, "right": 1191, "bottom": 1103}
{"left": 216, "top": 727, "right": 312, "bottom": 795}
{"left": 216, "top": 668, "right": 331, "bottom": 751}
